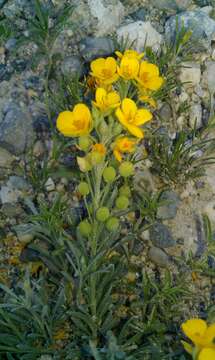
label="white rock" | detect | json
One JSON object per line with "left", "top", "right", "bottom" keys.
{"left": 177, "top": 115, "right": 186, "bottom": 130}
{"left": 179, "top": 62, "right": 201, "bottom": 88}
{"left": 88, "top": 0, "right": 124, "bottom": 36}
{"left": 205, "top": 61, "right": 215, "bottom": 93}
{"left": 117, "top": 21, "right": 163, "bottom": 52}
{"left": 189, "top": 104, "right": 202, "bottom": 129}
{"left": 45, "top": 177, "right": 55, "bottom": 192}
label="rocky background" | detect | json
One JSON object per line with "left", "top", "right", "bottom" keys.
{"left": 0, "top": 0, "right": 215, "bottom": 312}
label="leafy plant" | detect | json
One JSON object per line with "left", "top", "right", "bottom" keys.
{"left": 148, "top": 127, "right": 215, "bottom": 185}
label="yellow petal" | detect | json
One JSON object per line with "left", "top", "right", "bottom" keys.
{"left": 199, "top": 348, "right": 215, "bottom": 360}
{"left": 122, "top": 98, "right": 137, "bottom": 118}
{"left": 181, "top": 319, "right": 207, "bottom": 345}
{"left": 56, "top": 111, "right": 76, "bottom": 137}
{"left": 96, "top": 87, "right": 107, "bottom": 104}
{"left": 204, "top": 324, "right": 215, "bottom": 346}
{"left": 73, "top": 103, "right": 91, "bottom": 121}
{"left": 115, "top": 107, "right": 127, "bottom": 127}
{"left": 90, "top": 58, "right": 106, "bottom": 76}
{"left": 105, "top": 57, "right": 117, "bottom": 72}
{"left": 181, "top": 341, "right": 193, "bottom": 355}
{"left": 134, "top": 108, "right": 152, "bottom": 125}
{"left": 114, "top": 149, "right": 122, "bottom": 162}
{"left": 126, "top": 124, "right": 144, "bottom": 138}
{"left": 146, "top": 76, "right": 164, "bottom": 91}
{"left": 139, "top": 61, "right": 159, "bottom": 77}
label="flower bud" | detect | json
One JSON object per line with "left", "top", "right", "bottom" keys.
{"left": 119, "top": 161, "right": 134, "bottom": 177}
{"left": 106, "top": 217, "right": 119, "bottom": 232}
{"left": 90, "top": 151, "right": 103, "bottom": 165}
{"left": 78, "top": 182, "right": 90, "bottom": 196}
{"left": 98, "top": 121, "right": 109, "bottom": 136}
{"left": 126, "top": 271, "right": 136, "bottom": 283}
{"left": 119, "top": 185, "right": 131, "bottom": 198}
{"left": 78, "top": 136, "right": 92, "bottom": 151}
{"left": 96, "top": 207, "right": 110, "bottom": 222}
{"left": 103, "top": 166, "right": 116, "bottom": 183}
{"left": 116, "top": 195, "right": 129, "bottom": 210}
{"left": 78, "top": 220, "right": 92, "bottom": 237}
{"left": 112, "top": 123, "right": 123, "bottom": 136}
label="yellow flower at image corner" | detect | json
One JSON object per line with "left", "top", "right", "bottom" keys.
{"left": 181, "top": 319, "right": 215, "bottom": 350}
{"left": 115, "top": 49, "right": 144, "bottom": 60}
{"left": 90, "top": 57, "right": 119, "bottom": 86}
{"left": 117, "top": 56, "right": 140, "bottom": 80}
{"left": 115, "top": 98, "right": 152, "bottom": 138}
{"left": 136, "top": 61, "right": 164, "bottom": 91}
{"left": 93, "top": 87, "right": 121, "bottom": 113}
{"left": 198, "top": 348, "right": 215, "bottom": 360}
{"left": 56, "top": 104, "right": 92, "bottom": 137}
{"left": 113, "top": 136, "right": 137, "bottom": 162}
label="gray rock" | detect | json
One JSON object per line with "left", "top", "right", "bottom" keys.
{"left": 131, "top": 8, "right": 146, "bottom": 21}
{"left": 117, "top": 21, "right": 163, "bottom": 52}
{"left": 61, "top": 56, "right": 84, "bottom": 78}
{"left": 179, "top": 62, "right": 201, "bottom": 88}
{"left": 79, "top": 37, "right": 114, "bottom": 62}
{"left": 148, "top": 246, "right": 170, "bottom": 267}
{"left": 195, "top": 0, "right": 215, "bottom": 5}
{"left": 189, "top": 104, "right": 202, "bottom": 129}
{"left": 0, "top": 147, "right": 14, "bottom": 168}
{"left": 157, "top": 191, "right": 180, "bottom": 220}
{"left": 0, "top": 185, "right": 19, "bottom": 203}
{"left": 8, "top": 176, "right": 30, "bottom": 191}
{"left": 205, "top": 61, "right": 215, "bottom": 93}
{"left": 165, "top": 10, "right": 215, "bottom": 51}
{"left": 87, "top": 0, "right": 124, "bottom": 36}
{"left": 0, "top": 104, "right": 35, "bottom": 155}
{"left": 160, "top": 103, "right": 172, "bottom": 119}
{"left": 150, "top": 222, "right": 176, "bottom": 248}
{"left": 152, "top": 0, "right": 191, "bottom": 13}
{"left": 5, "top": 38, "right": 17, "bottom": 51}
{"left": 13, "top": 223, "right": 34, "bottom": 244}
{"left": 1, "top": 203, "right": 22, "bottom": 217}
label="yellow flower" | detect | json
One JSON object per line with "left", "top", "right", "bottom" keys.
{"left": 93, "top": 87, "right": 121, "bottom": 113}
{"left": 115, "top": 49, "right": 144, "bottom": 60}
{"left": 113, "top": 136, "right": 137, "bottom": 162}
{"left": 138, "top": 88, "right": 157, "bottom": 108}
{"left": 90, "top": 57, "right": 119, "bottom": 86}
{"left": 117, "top": 56, "right": 140, "bottom": 80}
{"left": 115, "top": 98, "right": 152, "bottom": 138}
{"left": 56, "top": 104, "right": 92, "bottom": 137}
{"left": 199, "top": 348, "right": 215, "bottom": 360}
{"left": 181, "top": 319, "right": 215, "bottom": 350}
{"left": 137, "top": 61, "right": 164, "bottom": 91}
{"left": 91, "top": 143, "right": 106, "bottom": 155}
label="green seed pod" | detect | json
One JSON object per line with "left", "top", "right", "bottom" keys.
{"left": 119, "top": 161, "right": 134, "bottom": 177}
{"left": 78, "top": 182, "right": 90, "bottom": 196}
{"left": 119, "top": 185, "right": 131, "bottom": 198}
{"left": 103, "top": 166, "right": 116, "bottom": 182}
{"left": 116, "top": 195, "right": 129, "bottom": 210}
{"left": 78, "top": 220, "right": 92, "bottom": 237}
{"left": 96, "top": 207, "right": 110, "bottom": 222}
{"left": 106, "top": 217, "right": 119, "bottom": 232}
{"left": 78, "top": 136, "right": 92, "bottom": 151}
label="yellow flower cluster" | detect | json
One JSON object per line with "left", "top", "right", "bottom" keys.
{"left": 56, "top": 49, "right": 164, "bottom": 164}
{"left": 181, "top": 318, "right": 215, "bottom": 360}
